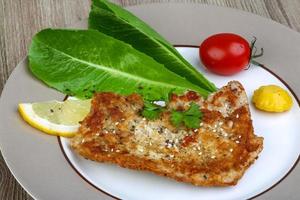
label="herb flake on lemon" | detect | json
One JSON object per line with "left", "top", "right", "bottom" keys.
{"left": 252, "top": 85, "right": 293, "bottom": 112}
{"left": 18, "top": 99, "right": 91, "bottom": 137}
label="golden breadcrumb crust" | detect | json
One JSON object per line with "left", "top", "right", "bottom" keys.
{"left": 71, "top": 81, "right": 263, "bottom": 186}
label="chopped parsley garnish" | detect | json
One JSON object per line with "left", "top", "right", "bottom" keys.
{"left": 141, "top": 100, "right": 164, "bottom": 120}
{"left": 170, "top": 103, "right": 202, "bottom": 129}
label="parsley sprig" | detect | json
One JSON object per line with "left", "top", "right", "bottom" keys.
{"left": 170, "top": 103, "right": 203, "bottom": 129}
{"left": 141, "top": 100, "right": 164, "bottom": 120}
{"left": 141, "top": 100, "right": 203, "bottom": 129}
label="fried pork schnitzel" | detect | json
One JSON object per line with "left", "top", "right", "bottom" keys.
{"left": 71, "top": 81, "right": 263, "bottom": 186}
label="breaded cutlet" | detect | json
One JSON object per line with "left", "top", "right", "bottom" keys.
{"left": 71, "top": 81, "right": 263, "bottom": 186}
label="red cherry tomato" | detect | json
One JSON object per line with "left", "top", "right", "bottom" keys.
{"left": 200, "top": 33, "right": 251, "bottom": 76}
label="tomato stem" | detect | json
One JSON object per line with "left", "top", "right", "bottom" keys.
{"left": 252, "top": 48, "right": 264, "bottom": 58}
{"left": 250, "top": 36, "right": 257, "bottom": 52}
{"left": 250, "top": 37, "right": 264, "bottom": 59}
{"left": 250, "top": 60, "right": 264, "bottom": 67}
{"left": 246, "top": 37, "right": 264, "bottom": 70}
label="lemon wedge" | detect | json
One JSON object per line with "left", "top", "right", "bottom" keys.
{"left": 18, "top": 99, "right": 91, "bottom": 137}
{"left": 252, "top": 85, "right": 293, "bottom": 112}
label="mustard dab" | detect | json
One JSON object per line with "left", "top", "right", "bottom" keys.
{"left": 252, "top": 85, "right": 293, "bottom": 112}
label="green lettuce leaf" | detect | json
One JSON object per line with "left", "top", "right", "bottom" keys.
{"left": 29, "top": 29, "right": 210, "bottom": 101}
{"left": 89, "top": 0, "right": 217, "bottom": 92}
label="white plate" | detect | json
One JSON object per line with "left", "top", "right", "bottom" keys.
{"left": 59, "top": 47, "right": 300, "bottom": 200}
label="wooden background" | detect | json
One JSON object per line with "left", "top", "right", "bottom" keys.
{"left": 1, "top": 0, "right": 300, "bottom": 199}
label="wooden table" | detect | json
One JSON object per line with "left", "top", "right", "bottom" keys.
{"left": 1, "top": 0, "right": 299, "bottom": 199}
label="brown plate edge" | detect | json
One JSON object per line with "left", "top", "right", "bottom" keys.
{"left": 57, "top": 44, "right": 300, "bottom": 200}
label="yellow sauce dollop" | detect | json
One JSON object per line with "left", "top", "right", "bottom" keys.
{"left": 252, "top": 85, "right": 293, "bottom": 112}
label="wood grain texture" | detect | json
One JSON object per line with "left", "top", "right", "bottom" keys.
{"left": 0, "top": 0, "right": 300, "bottom": 199}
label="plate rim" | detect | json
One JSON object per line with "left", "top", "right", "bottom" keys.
{"left": 57, "top": 45, "right": 300, "bottom": 200}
